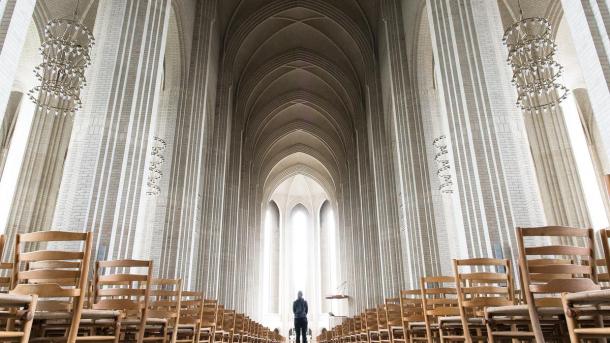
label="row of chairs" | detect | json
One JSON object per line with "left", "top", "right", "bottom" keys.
{"left": 317, "top": 226, "right": 610, "bottom": 343}
{"left": 0, "top": 230, "right": 284, "bottom": 343}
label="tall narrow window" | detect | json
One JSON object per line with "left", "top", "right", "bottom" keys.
{"left": 291, "top": 205, "right": 309, "bottom": 295}
{"left": 263, "top": 201, "right": 280, "bottom": 313}
{"left": 319, "top": 200, "right": 337, "bottom": 312}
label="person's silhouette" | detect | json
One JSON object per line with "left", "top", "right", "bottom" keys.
{"left": 293, "top": 291, "right": 308, "bottom": 343}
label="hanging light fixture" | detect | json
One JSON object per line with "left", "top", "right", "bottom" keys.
{"left": 28, "top": 0, "right": 94, "bottom": 116}
{"left": 147, "top": 136, "right": 167, "bottom": 196}
{"left": 502, "top": 1, "right": 568, "bottom": 112}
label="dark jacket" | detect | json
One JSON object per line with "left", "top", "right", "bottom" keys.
{"left": 293, "top": 298, "right": 308, "bottom": 319}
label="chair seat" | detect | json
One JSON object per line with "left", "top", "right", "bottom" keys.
{"left": 123, "top": 317, "right": 168, "bottom": 326}
{"left": 33, "top": 311, "right": 73, "bottom": 320}
{"left": 0, "top": 331, "right": 24, "bottom": 338}
{"left": 0, "top": 294, "right": 34, "bottom": 305}
{"left": 486, "top": 305, "right": 564, "bottom": 317}
{"left": 564, "top": 289, "right": 610, "bottom": 304}
{"left": 408, "top": 322, "right": 434, "bottom": 330}
{"left": 81, "top": 309, "right": 122, "bottom": 320}
{"left": 438, "top": 317, "right": 484, "bottom": 325}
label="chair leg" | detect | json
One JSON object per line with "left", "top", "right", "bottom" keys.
{"left": 561, "top": 294, "right": 579, "bottom": 343}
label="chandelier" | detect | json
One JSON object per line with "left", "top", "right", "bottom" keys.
{"left": 503, "top": 15, "right": 568, "bottom": 112}
{"left": 28, "top": 14, "right": 94, "bottom": 116}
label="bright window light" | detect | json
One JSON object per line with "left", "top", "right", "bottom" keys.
{"left": 291, "top": 207, "right": 308, "bottom": 294}
{"left": 325, "top": 207, "right": 337, "bottom": 289}
{"left": 0, "top": 100, "right": 35, "bottom": 233}
{"left": 561, "top": 95, "right": 609, "bottom": 229}
{"left": 263, "top": 207, "right": 273, "bottom": 311}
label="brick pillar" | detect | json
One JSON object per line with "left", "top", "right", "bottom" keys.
{"left": 561, "top": 0, "right": 610, "bottom": 173}
{"left": 425, "top": 0, "right": 545, "bottom": 261}
{"left": 53, "top": 0, "right": 171, "bottom": 260}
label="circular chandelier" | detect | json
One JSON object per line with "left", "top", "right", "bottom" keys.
{"left": 29, "top": 17, "right": 94, "bottom": 116}
{"left": 503, "top": 16, "right": 568, "bottom": 112}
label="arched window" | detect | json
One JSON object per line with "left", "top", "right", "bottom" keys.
{"left": 319, "top": 200, "right": 337, "bottom": 312}
{"left": 291, "top": 204, "right": 309, "bottom": 295}
{"left": 263, "top": 201, "right": 280, "bottom": 313}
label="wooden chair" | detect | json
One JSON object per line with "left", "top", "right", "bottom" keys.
{"left": 232, "top": 313, "right": 245, "bottom": 343}
{"left": 175, "top": 291, "right": 203, "bottom": 343}
{"left": 398, "top": 289, "right": 425, "bottom": 343}
{"left": 377, "top": 304, "right": 390, "bottom": 343}
{"left": 355, "top": 313, "right": 366, "bottom": 343}
{"left": 242, "top": 317, "right": 253, "bottom": 343}
{"left": 452, "top": 258, "right": 515, "bottom": 343}
{"left": 560, "top": 228, "right": 610, "bottom": 342}
{"left": 92, "top": 259, "right": 153, "bottom": 343}
{"left": 144, "top": 278, "right": 183, "bottom": 343}
{"left": 220, "top": 309, "right": 236, "bottom": 343}
{"left": 0, "top": 293, "right": 38, "bottom": 342}
{"left": 200, "top": 301, "right": 219, "bottom": 343}
{"left": 485, "top": 226, "right": 599, "bottom": 342}
{"left": 0, "top": 233, "right": 24, "bottom": 340}
{"left": 364, "top": 308, "right": 380, "bottom": 343}
{"left": 384, "top": 298, "right": 405, "bottom": 343}
{"left": 350, "top": 315, "right": 361, "bottom": 343}
{"left": 420, "top": 276, "right": 462, "bottom": 343}
{"left": 11, "top": 230, "right": 92, "bottom": 342}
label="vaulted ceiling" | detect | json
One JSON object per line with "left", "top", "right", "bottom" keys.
{"left": 218, "top": 0, "right": 379, "bottom": 201}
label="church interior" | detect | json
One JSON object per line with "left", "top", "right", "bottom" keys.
{"left": 1, "top": 0, "right": 610, "bottom": 342}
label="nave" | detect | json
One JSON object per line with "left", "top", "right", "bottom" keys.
{"left": 1, "top": 0, "right": 610, "bottom": 342}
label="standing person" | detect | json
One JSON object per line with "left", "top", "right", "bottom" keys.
{"left": 293, "top": 291, "right": 308, "bottom": 343}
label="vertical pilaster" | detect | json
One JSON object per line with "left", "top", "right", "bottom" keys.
{"left": 53, "top": 0, "right": 171, "bottom": 260}
{"left": 523, "top": 109, "right": 591, "bottom": 227}
{"left": 561, "top": 0, "right": 610, "bottom": 173}
{"left": 426, "top": 0, "right": 545, "bottom": 261}
{"left": 380, "top": 0, "right": 442, "bottom": 287}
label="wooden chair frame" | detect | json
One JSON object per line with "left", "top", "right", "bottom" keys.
{"left": 453, "top": 258, "right": 515, "bottom": 343}
{"left": 11, "top": 230, "right": 92, "bottom": 343}
{"left": 384, "top": 298, "right": 405, "bottom": 343}
{"left": 399, "top": 289, "right": 425, "bottom": 343}
{"left": 485, "top": 226, "right": 600, "bottom": 343}
{"left": 92, "top": 259, "right": 153, "bottom": 343}
{"left": 0, "top": 293, "right": 38, "bottom": 342}
{"left": 200, "top": 301, "right": 219, "bottom": 343}
{"left": 145, "top": 278, "right": 183, "bottom": 343}
{"left": 175, "top": 291, "right": 203, "bottom": 343}
{"left": 420, "top": 276, "right": 461, "bottom": 343}
{"left": 559, "top": 228, "right": 610, "bottom": 342}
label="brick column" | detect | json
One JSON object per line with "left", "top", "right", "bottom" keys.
{"left": 561, "top": 0, "right": 610, "bottom": 173}
{"left": 53, "top": 0, "right": 171, "bottom": 260}
{"left": 425, "top": 0, "right": 545, "bottom": 261}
